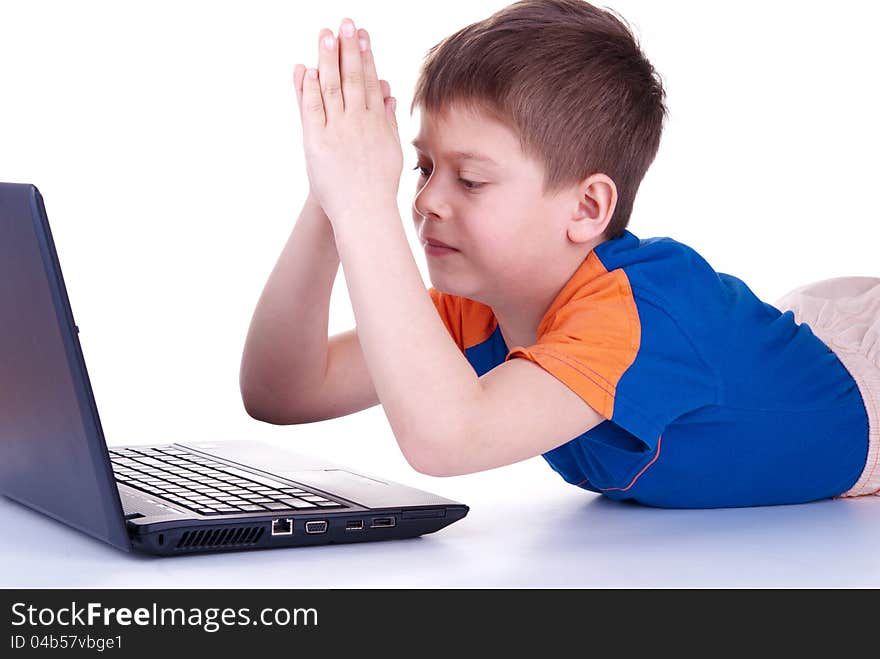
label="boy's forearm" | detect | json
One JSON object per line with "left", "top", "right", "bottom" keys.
{"left": 239, "top": 193, "right": 339, "bottom": 419}
{"left": 331, "top": 205, "right": 482, "bottom": 471}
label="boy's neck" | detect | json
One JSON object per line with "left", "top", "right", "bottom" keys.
{"left": 496, "top": 319, "right": 537, "bottom": 352}
{"left": 492, "top": 238, "right": 607, "bottom": 349}
{"left": 491, "top": 261, "right": 583, "bottom": 351}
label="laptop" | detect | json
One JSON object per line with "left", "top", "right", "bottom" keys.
{"left": 0, "top": 182, "right": 468, "bottom": 556}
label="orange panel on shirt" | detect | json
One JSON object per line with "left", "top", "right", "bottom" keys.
{"left": 428, "top": 287, "right": 498, "bottom": 352}
{"left": 504, "top": 251, "right": 641, "bottom": 421}
{"left": 428, "top": 252, "right": 640, "bottom": 422}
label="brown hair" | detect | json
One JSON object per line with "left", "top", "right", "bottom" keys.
{"left": 410, "top": 0, "right": 668, "bottom": 240}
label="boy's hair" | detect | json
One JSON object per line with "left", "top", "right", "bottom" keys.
{"left": 410, "top": 0, "right": 668, "bottom": 240}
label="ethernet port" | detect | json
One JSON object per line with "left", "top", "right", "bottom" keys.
{"left": 271, "top": 518, "right": 293, "bottom": 536}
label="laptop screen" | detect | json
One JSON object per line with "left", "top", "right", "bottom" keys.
{"left": 0, "top": 183, "right": 130, "bottom": 551}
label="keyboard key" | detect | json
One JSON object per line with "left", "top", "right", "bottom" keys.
{"left": 218, "top": 467, "right": 295, "bottom": 489}
{"left": 239, "top": 504, "right": 266, "bottom": 512}
{"left": 262, "top": 502, "right": 291, "bottom": 510}
{"left": 279, "top": 498, "right": 317, "bottom": 509}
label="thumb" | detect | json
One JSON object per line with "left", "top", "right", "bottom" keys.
{"left": 385, "top": 96, "right": 399, "bottom": 136}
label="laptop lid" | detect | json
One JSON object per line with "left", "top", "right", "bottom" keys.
{"left": 0, "top": 182, "right": 132, "bottom": 552}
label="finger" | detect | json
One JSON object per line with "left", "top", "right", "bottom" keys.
{"left": 380, "top": 79, "right": 390, "bottom": 100}
{"left": 318, "top": 28, "right": 343, "bottom": 120}
{"left": 338, "top": 18, "right": 366, "bottom": 111}
{"left": 301, "top": 66, "right": 326, "bottom": 130}
{"left": 357, "top": 28, "right": 383, "bottom": 112}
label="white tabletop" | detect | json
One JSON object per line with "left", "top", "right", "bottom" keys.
{"left": 2, "top": 431, "right": 879, "bottom": 588}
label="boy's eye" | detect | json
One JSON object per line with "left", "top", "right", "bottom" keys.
{"left": 411, "top": 165, "right": 483, "bottom": 191}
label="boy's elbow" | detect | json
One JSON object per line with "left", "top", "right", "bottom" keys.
{"left": 407, "top": 453, "right": 452, "bottom": 477}
{"left": 240, "top": 370, "right": 263, "bottom": 420}
{"left": 402, "top": 434, "right": 466, "bottom": 478}
{"left": 241, "top": 385, "right": 269, "bottom": 422}
{"left": 243, "top": 405, "right": 277, "bottom": 425}
{"left": 242, "top": 398, "right": 279, "bottom": 425}
{"left": 240, "top": 362, "right": 280, "bottom": 423}
{"left": 240, "top": 388, "right": 296, "bottom": 426}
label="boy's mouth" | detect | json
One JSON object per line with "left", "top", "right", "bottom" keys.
{"left": 423, "top": 240, "right": 460, "bottom": 257}
{"left": 423, "top": 237, "right": 457, "bottom": 250}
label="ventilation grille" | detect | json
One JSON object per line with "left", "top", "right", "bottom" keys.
{"left": 174, "top": 525, "right": 265, "bottom": 550}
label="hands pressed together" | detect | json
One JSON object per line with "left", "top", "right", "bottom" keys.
{"left": 294, "top": 18, "right": 403, "bottom": 229}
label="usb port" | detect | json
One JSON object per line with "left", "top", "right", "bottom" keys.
{"left": 271, "top": 518, "right": 293, "bottom": 536}
{"left": 305, "top": 520, "right": 328, "bottom": 535}
{"left": 345, "top": 519, "right": 364, "bottom": 531}
{"left": 370, "top": 517, "right": 396, "bottom": 528}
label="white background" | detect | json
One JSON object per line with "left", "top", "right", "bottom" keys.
{"left": 2, "top": 0, "right": 880, "bottom": 583}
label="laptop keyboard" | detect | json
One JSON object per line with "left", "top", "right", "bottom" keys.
{"left": 108, "top": 446, "right": 349, "bottom": 516}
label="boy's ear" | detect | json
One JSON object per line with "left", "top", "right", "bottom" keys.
{"left": 567, "top": 173, "right": 617, "bottom": 244}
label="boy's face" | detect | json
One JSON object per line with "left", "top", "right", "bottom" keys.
{"left": 411, "top": 104, "right": 575, "bottom": 306}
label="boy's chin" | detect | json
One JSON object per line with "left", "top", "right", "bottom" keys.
{"left": 428, "top": 274, "right": 461, "bottom": 297}
{"left": 429, "top": 276, "right": 485, "bottom": 304}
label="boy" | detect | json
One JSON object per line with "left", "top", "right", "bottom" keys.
{"left": 239, "top": 0, "right": 879, "bottom": 508}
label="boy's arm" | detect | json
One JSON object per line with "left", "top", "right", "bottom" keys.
{"left": 241, "top": 65, "right": 396, "bottom": 424}
{"left": 237, "top": 191, "right": 387, "bottom": 425}
{"left": 331, "top": 206, "right": 604, "bottom": 476}
{"left": 449, "top": 358, "right": 605, "bottom": 477}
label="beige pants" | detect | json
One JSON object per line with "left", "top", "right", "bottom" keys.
{"left": 775, "top": 277, "right": 880, "bottom": 498}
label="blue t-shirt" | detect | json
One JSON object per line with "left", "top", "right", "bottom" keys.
{"left": 429, "top": 230, "right": 869, "bottom": 508}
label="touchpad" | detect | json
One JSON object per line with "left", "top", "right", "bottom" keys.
{"left": 280, "top": 469, "right": 388, "bottom": 487}
{"left": 276, "top": 469, "right": 394, "bottom": 508}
